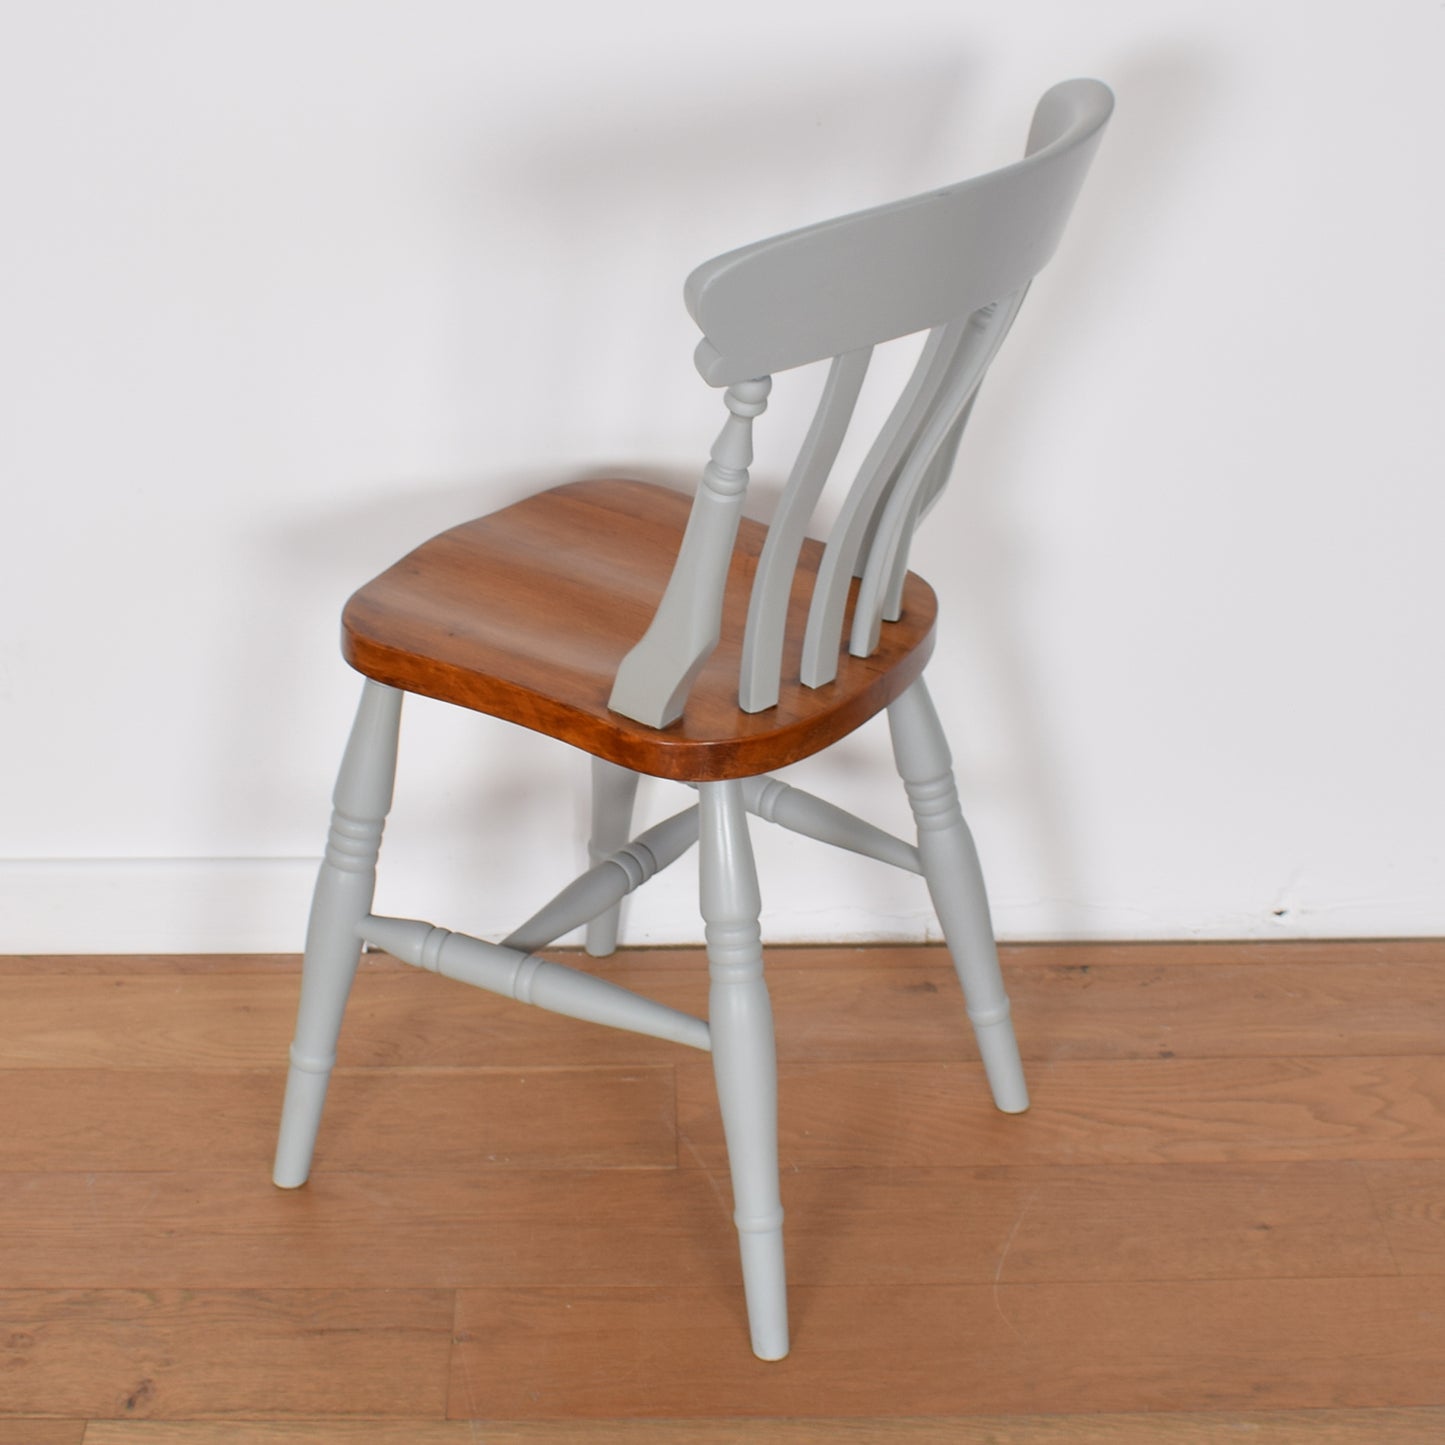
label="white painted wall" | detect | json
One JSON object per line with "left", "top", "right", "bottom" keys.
{"left": 3, "top": 1, "right": 1441, "bottom": 951}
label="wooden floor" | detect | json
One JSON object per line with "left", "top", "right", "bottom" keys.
{"left": 3, "top": 940, "right": 1445, "bottom": 1442}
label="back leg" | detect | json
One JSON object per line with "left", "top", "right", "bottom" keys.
{"left": 888, "top": 676, "right": 1028, "bottom": 1113}
{"left": 584, "top": 757, "right": 640, "bottom": 957}
{"left": 274, "top": 679, "right": 403, "bottom": 1187}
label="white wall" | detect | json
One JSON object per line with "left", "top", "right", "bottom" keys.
{"left": 2, "top": 0, "right": 1441, "bottom": 951}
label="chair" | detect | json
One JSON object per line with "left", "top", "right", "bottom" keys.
{"left": 273, "top": 78, "right": 1113, "bottom": 1361}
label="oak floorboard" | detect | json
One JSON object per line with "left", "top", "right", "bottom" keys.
{"left": 10, "top": 951, "right": 1445, "bottom": 1071}
{"left": 999, "top": 957, "right": 1445, "bottom": 1062}
{"left": 1358, "top": 1160, "right": 1445, "bottom": 1273}
{"left": 4, "top": 938, "right": 1441, "bottom": 979}
{"left": 0, "top": 1161, "right": 1397, "bottom": 1291}
{"left": 450, "top": 1278, "right": 1445, "bottom": 1418}
{"left": 0, "top": 1290, "right": 452, "bottom": 1417}
{"left": 677, "top": 1055, "right": 1445, "bottom": 1168}
{"left": 0, "top": 1067, "right": 675, "bottom": 1173}
{"left": 0, "top": 955, "right": 322, "bottom": 976}
{"left": 0, "top": 941, "right": 1441, "bottom": 1433}
{"left": 992, "top": 938, "right": 1445, "bottom": 970}
{"left": 73, "top": 1412, "right": 1445, "bottom": 1444}
{"left": 0, "top": 1423, "right": 85, "bottom": 1445}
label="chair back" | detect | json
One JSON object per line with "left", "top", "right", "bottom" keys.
{"left": 609, "top": 79, "right": 1113, "bottom": 728}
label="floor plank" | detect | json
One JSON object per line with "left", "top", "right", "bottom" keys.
{"left": 0, "top": 1423, "right": 85, "bottom": 1445}
{"left": 73, "top": 1411, "right": 1445, "bottom": 1443}
{"left": 0, "top": 1170, "right": 730, "bottom": 1293}
{"left": 0, "top": 1290, "right": 452, "bottom": 1417}
{"left": 450, "top": 1278, "right": 1445, "bottom": 1418}
{"left": 919, "top": 1160, "right": 1398, "bottom": 1285}
{"left": 1358, "top": 1160, "right": 1445, "bottom": 1272}
{"left": 0, "top": 941, "right": 1441, "bottom": 1433}
{"left": 677, "top": 1055, "right": 1445, "bottom": 1167}
{"left": 9, "top": 950, "right": 1445, "bottom": 1070}
{"left": 2, "top": 938, "right": 1440, "bottom": 978}
{"left": 0, "top": 1162, "right": 1398, "bottom": 1291}
{"left": 1001, "top": 957, "right": 1445, "bottom": 1061}
{"left": 0, "top": 955, "right": 320, "bottom": 977}
{"left": 993, "top": 938, "right": 1445, "bottom": 971}
{"left": 0, "top": 1066, "right": 675, "bottom": 1173}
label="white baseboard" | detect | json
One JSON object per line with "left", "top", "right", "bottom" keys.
{"left": 0, "top": 858, "right": 320, "bottom": 954}
{"left": 1, "top": 858, "right": 1438, "bottom": 954}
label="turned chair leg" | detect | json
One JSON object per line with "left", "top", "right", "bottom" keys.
{"left": 274, "top": 680, "right": 403, "bottom": 1187}
{"left": 888, "top": 677, "right": 1029, "bottom": 1114}
{"left": 698, "top": 779, "right": 789, "bottom": 1361}
{"left": 584, "top": 757, "right": 640, "bottom": 957}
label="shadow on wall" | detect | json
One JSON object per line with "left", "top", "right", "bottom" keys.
{"left": 225, "top": 44, "right": 1210, "bottom": 943}
{"left": 935, "top": 47, "right": 1215, "bottom": 934}
{"left": 449, "top": 51, "right": 987, "bottom": 483}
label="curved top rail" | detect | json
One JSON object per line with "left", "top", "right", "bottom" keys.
{"left": 685, "top": 78, "right": 1113, "bottom": 386}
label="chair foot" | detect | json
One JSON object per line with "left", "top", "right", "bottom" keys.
{"left": 738, "top": 1226, "right": 790, "bottom": 1360}
{"left": 889, "top": 677, "right": 1028, "bottom": 1114}
{"left": 973, "top": 1010, "right": 1030, "bottom": 1115}
{"left": 274, "top": 1064, "right": 335, "bottom": 1188}
{"left": 273, "top": 680, "right": 403, "bottom": 1187}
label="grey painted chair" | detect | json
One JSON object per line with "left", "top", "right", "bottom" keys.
{"left": 274, "top": 79, "right": 1113, "bottom": 1360}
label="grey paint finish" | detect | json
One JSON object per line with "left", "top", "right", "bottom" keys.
{"left": 686, "top": 79, "right": 1112, "bottom": 387}
{"left": 610, "top": 79, "right": 1112, "bottom": 730}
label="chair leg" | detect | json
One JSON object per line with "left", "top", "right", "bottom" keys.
{"left": 584, "top": 757, "right": 640, "bottom": 957}
{"left": 698, "top": 779, "right": 789, "bottom": 1361}
{"left": 274, "top": 679, "right": 404, "bottom": 1188}
{"left": 888, "top": 677, "right": 1028, "bottom": 1114}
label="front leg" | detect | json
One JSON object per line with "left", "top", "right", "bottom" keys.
{"left": 698, "top": 778, "right": 788, "bottom": 1361}
{"left": 274, "top": 679, "right": 403, "bottom": 1187}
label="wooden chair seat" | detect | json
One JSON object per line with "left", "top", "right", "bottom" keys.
{"left": 342, "top": 477, "right": 938, "bottom": 781}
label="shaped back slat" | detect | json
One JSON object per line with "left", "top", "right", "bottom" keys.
{"left": 850, "top": 285, "right": 1027, "bottom": 659}
{"left": 739, "top": 347, "right": 872, "bottom": 713}
{"left": 798, "top": 317, "right": 970, "bottom": 688}
{"left": 873, "top": 401, "right": 966, "bottom": 631}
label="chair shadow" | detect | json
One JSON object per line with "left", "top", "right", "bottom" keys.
{"left": 221, "top": 41, "right": 1213, "bottom": 1313}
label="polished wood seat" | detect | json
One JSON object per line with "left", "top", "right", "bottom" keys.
{"left": 343, "top": 477, "right": 937, "bottom": 781}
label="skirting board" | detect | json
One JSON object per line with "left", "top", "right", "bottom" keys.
{"left": 0, "top": 857, "right": 935, "bottom": 954}
{"left": 1, "top": 858, "right": 1439, "bottom": 953}
{"left": 0, "top": 858, "right": 320, "bottom": 954}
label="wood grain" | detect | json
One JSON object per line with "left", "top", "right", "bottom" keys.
{"left": 450, "top": 1277, "right": 1445, "bottom": 1418}
{"left": 0, "top": 937, "right": 1438, "bottom": 978}
{"left": 75, "top": 1413, "right": 1445, "bottom": 1444}
{"left": 1, "top": 941, "right": 1444, "bottom": 1435}
{"left": 996, "top": 938, "right": 1445, "bottom": 970}
{"left": 677, "top": 1055, "right": 1445, "bottom": 1168}
{"left": 0, "top": 1290, "right": 451, "bottom": 1417}
{"left": 0, "top": 1162, "right": 1398, "bottom": 1291}
{"left": 0, "top": 1067, "right": 675, "bottom": 1173}
{"left": 12, "top": 948, "right": 1445, "bottom": 1071}
{"left": 0, "top": 1170, "right": 733, "bottom": 1293}
{"left": 0, "top": 1424, "right": 84, "bottom": 1445}
{"left": 1359, "top": 1160, "right": 1445, "bottom": 1272}
{"left": 342, "top": 478, "right": 936, "bottom": 779}
{"left": 0, "top": 953, "right": 323, "bottom": 976}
